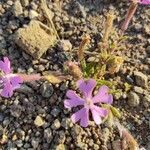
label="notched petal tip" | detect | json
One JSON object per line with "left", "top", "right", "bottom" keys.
{"left": 108, "top": 94, "right": 113, "bottom": 104}
{"left": 64, "top": 100, "right": 68, "bottom": 108}
{"left": 64, "top": 99, "right": 71, "bottom": 109}
{"left": 76, "top": 78, "right": 84, "bottom": 88}
{"left": 99, "top": 85, "right": 109, "bottom": 95}
{"left": 0, "top": 81, "right": 13, "bottom": 98}
{"left": 66, "top": 90, "right": 76, "bottom": 98}
{"left": 92, "top": 85, "right": 113, "bottom": 104}
{"left": 0, "top": 57, "right": 11, "bottom": 74}
{"left": 100, "top": 85, "right": 109, "bottom": 90}
{"left": 64, "top": 90, "right": 84, "bottom": 109}
{"left": 3, "top": 57, "right": 9, "bottom": 62}
{"left": 76, "top": 78, "right": 96, "bottom": 88}
{"left": 71, "top": 113, "right": 79, "bottom": 123}
{"left": 102, "top": 109, "right": 109, "bottom": 117}
{"left": 71, "top": 108, "right": 89, "bottom": 127}
{"left": 80, "top": 122, "right": 88, "bottom": 127}
{"left": 76, "top": 78, "right": 97, "bottom": 98}
{"left": 91, "top": 106, "right": 108, "bottom": 125}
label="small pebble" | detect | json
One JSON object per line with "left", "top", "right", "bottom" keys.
{"left": 127, "top": 91, "right": 140, "bottom": 107}
{"left": 59, "top": 40, "right": 72, "bottom": 51}
{"left": 31, "top": 139, "right": 39, "bottom": 149}
{"left": 51, "top": 107, "right": 61, "bottom": 117}
{"left": 29, "top": 10, "right": 39, "bottom": 19}
{"left": 44, "top": 128, "right": 52, "bottom": 143}
{"left": 134, "top": 71, "right": 148, "bottom": 88}
{"left": 10, "top": 105, "right": 22, "bottom": 118}
{"left": 20, "top": 0, "right": 29, "bottom": 7}
{"left": 133, "top": 86, "right": 143, "bottom": 94}
{"left": 34, "top": 116, "right": 45, "bottom": 127}
{"left": 51, "top": 119, "right": 61, "bottom": 130}
{"left": 40, "top": 83, "right": 54, "bottom": 98}
{"left": 143, "top": 95, "right": 150, "bottom": 108}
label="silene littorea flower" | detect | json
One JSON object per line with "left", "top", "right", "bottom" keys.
{"left": 64, "top": 79, "right": 113, "bottom": 127}
{"left": 0, "top": 57, "right": 23, "bottom": 98}
{"left": 138, "top": 0, "right": 150, "bottom": 4}
{"left": 131, "top": 0, "right": 150, "bottom": 4}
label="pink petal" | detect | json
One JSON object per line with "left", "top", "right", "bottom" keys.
{"left": 92, "top": 85, "right": 113, "bottom": 104}
{"left": 66, "top": 90, "right": 83, "bottom": 100}
{"left": 0, "top": 57, "right": 11, "bottom": 74}
{"left": 0, "top": 81, "right": 13, "bottom": 98}
{"left": 139, "top": 0, "right": 150, "bottom": 4}
{"left": 18, "top": 74, "right": 41, "bottom": 82}
{"left": 10, "top": 75, "right": 23, "bottom": 89}
{"left": 91, "top": 105, "right": 108, "bottom": 125}
{"left": 64, "top": 99, "right": 84, "bottom": 109}
{"left": 76, "top": 79, "right": 96, "bottom": 99}
{"left": 71, "top": 107, "right": 89, "bottom": 127}
{"left": 64, "top": 90, "right": 84, "bottom": 108}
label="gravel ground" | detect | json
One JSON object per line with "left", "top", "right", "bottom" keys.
{"left": 0, "top": 0, "right": 149, "bottom": 149}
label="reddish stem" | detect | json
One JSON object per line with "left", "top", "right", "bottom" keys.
{"left": 121, "top": 2, "right": 138, "bottom": 33}
{"left": 17, "top": 74, "right": 42, "bottom": 82}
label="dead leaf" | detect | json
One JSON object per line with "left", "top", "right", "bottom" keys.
{"left": 65, "top": 61, "right": 83, "bottom": 79}
{"left": 43, "top": 71, "right": 70, "bottom": 84}
{"left": 78, "top": 34, "right": 91, "bottom": 62}
{"left": 0, "top": 132, "right": 8, "bottom": 144}
{"left": 115, "top": 121, "right": 139, "bottom": 150}
{"left": 40, "top": 0, "right": 60, "bottom": 39}
{"left": 102, "top": 11, "right": 115, "bottom": 43}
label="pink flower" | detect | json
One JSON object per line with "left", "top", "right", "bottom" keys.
{"left": 130, "top": 0, "right": 150, "bottom": 4}
{"left": 139, "top": 0, "right": 150, "bottom": 4}
{"left": 64, "top": 79, "right": 113, "bottom": 127}
{"left": 0, "top": 57, "right": 23, "bottom": 98}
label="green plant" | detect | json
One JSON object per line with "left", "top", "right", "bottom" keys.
{"left": 79, "top": 11, "right": 126, "bottom": 81}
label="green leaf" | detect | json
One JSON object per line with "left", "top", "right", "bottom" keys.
{"left": 96, "top": 79, "right": 115, "bottom": 88}
{"left": 82, "top": 62, "right": 97, "bottom": 78}
{"left": 106, "top": 111, "right": 114, "bottom": 127}
{"left": 124, "top": 82, "right": 132, "bottom": 92}
{"left": 110, "top": 106, "right": 121, "bottom": 118}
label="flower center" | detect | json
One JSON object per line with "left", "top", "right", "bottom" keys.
{"left": 84, "top": 98, "right": 93, "bottom": 108}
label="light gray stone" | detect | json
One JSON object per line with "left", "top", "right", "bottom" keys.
{"left": 133, "top": 86, "right": 144, "bottom": 94}
{"left": 40, "top": 83, "right": 54, "bottom": 98}
{"left": 51, "top": 107, "right": 60, "bottom": 117}
{"left": 29, "top": 10, "right": 39, "bottom": 19}
{"left": 51, "top": 119, "right": 61, "bottom": 130}
{"left": 134, "top": 71, "right": 148, "bottom": 88}
{"left": 20, "top": 0, "right": 29, "bottom": 7}
{"left": 44, "top": 128, "right": 52, "bottom": 143}
{"left": 143, "top": 95, "right": 150, "bottom": 108}
{"left": 128, "top": 92, "right": 140, "bottom": 107}
{"left": 10, "top": 105, "right": 22, "bottom": 118}
{"left": 31, "top": 139, "right": 39, "bottom": 149}
{"left": 59, "top": 40, "right": 72, "bottom": 51}
{"left": 13, "top": 0, "right": 23, "bottom": 17}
